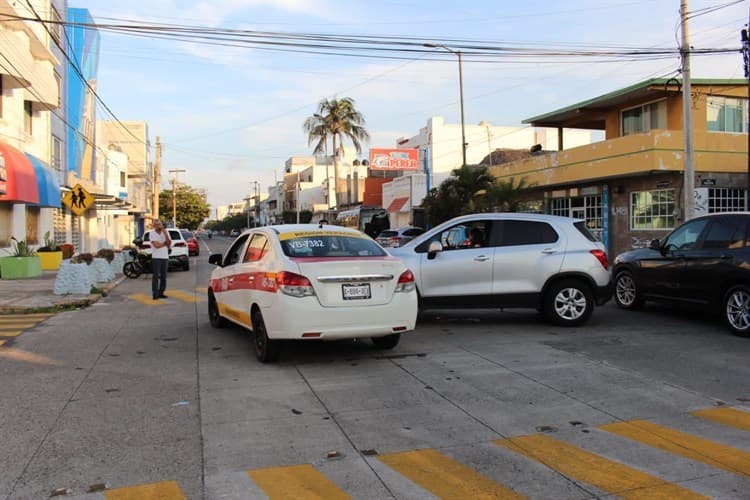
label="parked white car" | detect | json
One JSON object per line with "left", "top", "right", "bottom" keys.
{"left": 389, "top": 213, "right": 612, "bottom": 326}
{"left": 137, "top": 228, "right": 190, "bottom": 271}
{"left": 207, "top": 224, "right": 418, "bottom": 362}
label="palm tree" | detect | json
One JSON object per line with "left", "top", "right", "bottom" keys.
{"left": 303, "top": 97, "right": 370, "bottom": 208}
{"left": 484, "top": 176, "right": 535, "bottom": 212}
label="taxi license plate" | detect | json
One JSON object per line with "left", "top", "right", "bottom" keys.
{"left": 342, "top": 283, "right": 371, "bottom": 300}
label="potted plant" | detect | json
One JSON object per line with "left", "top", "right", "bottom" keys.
{"left": 36, "top": 231, "right": 63, "bottom": 270}
{"left": 59, "top": 243, "right": 75, "bottom": 259}
{"left": 0, "top": 237, "right": 42, "bottom": 280}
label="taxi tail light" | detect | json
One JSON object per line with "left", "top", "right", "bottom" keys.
{"left": 174, "top": 242, "right": 186, "bottom": 247}
{"left": 395, "top": 269, "right": 415, "bottom": 293}
{"left": 590, "top": 249, "right": 609, "bottom": 270}
{"left": 276, "top": 271, "right": 315, "bottom": 297}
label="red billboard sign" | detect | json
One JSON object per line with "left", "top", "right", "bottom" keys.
{"left": 369, "top": 148, "right": 419, "bottom": 171}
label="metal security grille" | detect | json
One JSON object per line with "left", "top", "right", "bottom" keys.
{"left": 71, "top": 215, "right": 80, "bottom": 251}
{"left": 549, "top": 198, "right": 569, "bottom": 216}
{"left": 53, "top": 208, "right": 67, "bottom": 245}
{"left": 708, "top": 188, "right": 746, "bottom": 212}
{"left": 583, "top": 195, "right": 603, "bottom": 241}
{"left": 630, "top": 189, "right": 675, "bottom": 229}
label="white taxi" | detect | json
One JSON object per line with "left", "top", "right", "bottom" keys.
{"left": 207, "top": 224, "right": 418, "bottom": 362}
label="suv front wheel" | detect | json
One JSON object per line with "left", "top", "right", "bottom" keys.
{"left": 724, "top": 285, "right": 750, "bottom": 337}
{"left": 543, "top": 279, "right": 593, "bottom": 326}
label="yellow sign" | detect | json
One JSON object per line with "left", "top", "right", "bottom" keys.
{"left": 62, "top": 183, "right": 95, "bottom": 216}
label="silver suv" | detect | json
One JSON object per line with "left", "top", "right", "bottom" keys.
{"left": 389, "top": 213, "right": 612, "bottom": 326}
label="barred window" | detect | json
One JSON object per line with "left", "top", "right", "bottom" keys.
{"left": 549, "top": 198, "right": 569, "bottom": 217}
{"left": 584, "top": 195, "right": 603, "bottom": 241}
{"left": 630, "top": 189, "right": 675, "bottom": 230}
{"left": 708, "top": 188, "right": 746, "bottom": 212}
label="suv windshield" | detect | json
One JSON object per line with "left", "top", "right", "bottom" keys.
{"left": 280, "top": 233, "right": 386, "bottom": 258}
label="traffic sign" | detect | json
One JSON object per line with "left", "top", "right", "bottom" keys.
{"left": 62, "top": 183, "right": 94, "bottom": 216}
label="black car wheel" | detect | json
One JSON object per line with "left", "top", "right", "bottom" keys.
{"left": 253, "top": 310, "right": 280, "bottom": 363}
{"left": 208, "top": 292, "right": 226, "bottom": 328}
{"left": 371, "top": 333, "right": 400, "bottom": 349}
{"left": 614, "top": 270, "right": 643, "bottom": 310}
{"left": 543, "top": 279, "right": 593, "bottom": 326}
{"left": 724, "top": 285, "right": 750, "bottom": 337}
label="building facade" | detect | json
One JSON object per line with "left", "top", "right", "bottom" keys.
{"left": 397, "top": 116, "right": 599, "bottom": 190}
{"left": 489, "top": 78, "right": 747, "bottom": 257}
{"left": 0, "top": 0, "right": 62, "bottom": 253}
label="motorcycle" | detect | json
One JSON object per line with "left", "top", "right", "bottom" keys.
{"left": 123, "top": 239, "right": 152, "bottom": 279}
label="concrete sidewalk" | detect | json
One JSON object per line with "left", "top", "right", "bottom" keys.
{"left": 0, "top": 270, "right": 125, "bottom": 314}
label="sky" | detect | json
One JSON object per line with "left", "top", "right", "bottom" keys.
{"left": 69, "top": 0, "right": 748, "bottom": 210}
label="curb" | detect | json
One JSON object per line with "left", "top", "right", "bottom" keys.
{"left": 0, "top": 274, "right": 127, "bottom": 315}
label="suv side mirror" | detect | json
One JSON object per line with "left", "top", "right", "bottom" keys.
{"left": 648, "top": 239, "right": 661, "bottom": 251}
{"left": 208, "top": 253, "right": 223, "bottom": 266}
{"left": 427, "top": 240, "right": 443, "bottom": 260}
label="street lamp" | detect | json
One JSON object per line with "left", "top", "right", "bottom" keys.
{"left": 168, "top": 169, "right": 186, "bottom": 228}
{"left": 425, "top": 43, "right": 467, "bottom": 167}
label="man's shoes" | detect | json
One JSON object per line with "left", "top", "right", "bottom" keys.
{"left": 152, "top": 296, "right": 160, "bottom": 300}
{"left": 159, "top": 294, "right": 168, "bottom": 298}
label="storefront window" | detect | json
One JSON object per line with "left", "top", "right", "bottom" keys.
{"left": 630, "top": 189, "right": 675, "bottom": 229}
{"left": 708, "top": 188, "right": 746, "bottom": 212}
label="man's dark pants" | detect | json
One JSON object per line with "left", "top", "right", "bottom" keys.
{"left": 152, "top": 258, "right": 168, "bottom": 298}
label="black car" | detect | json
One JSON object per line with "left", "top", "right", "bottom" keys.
{"left": 613, "top": 212, "right": 750, "bottom": 336}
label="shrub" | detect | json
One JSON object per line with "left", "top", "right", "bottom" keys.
{"left": 95, "top": 248, "right": 115, "bottom": 263}
{"left": 59, "top": 244, "right": 75, "bottom": 259}
{"left": 9, "top": 237, "right": 36, "bottom": 257}
{"left": 71, "top": 252, "right": 94, "bottom": 265}
{"left": 37, "top": 231, "right": 58, "bottom": 252}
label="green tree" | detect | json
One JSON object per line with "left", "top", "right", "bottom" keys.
{"left": 482, "top": 176, "right": 535, "bottom": 212}
{"left": 303, "top": 97, "right": 370, "bottom": 208}
{"left": 421, "top": 165, "right": 494, "bottom": 226}
{"left": 158, "top": 184, "right": 210, "bottom": 230}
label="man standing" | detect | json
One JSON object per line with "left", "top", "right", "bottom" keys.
{"left": 148, "top": 220, "right": 171, "bottom": 299}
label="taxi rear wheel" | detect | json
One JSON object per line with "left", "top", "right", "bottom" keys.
{"left": 208, "top": 292, "right": 226, "bottom": 328}
{"left": 371, "top": 333, "right": 400, "bottom": 349}
{"left": 253, "top": 310, "right": 280, "bottom": 363}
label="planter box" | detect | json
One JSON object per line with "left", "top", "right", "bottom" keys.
{"left": 38, "top": 251, "right": 63, "bottom": 270}
{"left": 54, "top": 262, "right": 94, "bottom": 295}
{"left": 0, "top": 256, "right": 42, "bottom": 280}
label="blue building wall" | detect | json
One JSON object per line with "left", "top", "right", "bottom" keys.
{"left": 65, "top": 8, "right": 100, "bottom": 182}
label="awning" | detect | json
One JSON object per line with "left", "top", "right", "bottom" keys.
{"left": 386, "top": 197, "right": 410, "bottom": 213}
{"left": 0, "top": 142, "right": 61, "bottom": 207}
{"left": 25, "top": 153, "right": 61, "bottom": 208}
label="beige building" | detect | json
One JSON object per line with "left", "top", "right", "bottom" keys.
{"left": 0, "top": 0, "right": 61, "bottom": 253}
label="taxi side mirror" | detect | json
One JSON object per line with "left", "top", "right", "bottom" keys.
{"left": 208, "top": 253, "right": 223, "bottom": 266}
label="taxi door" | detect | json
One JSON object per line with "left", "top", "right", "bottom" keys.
{"left": 211, "top": 234, "right": 250, "bottom": 327}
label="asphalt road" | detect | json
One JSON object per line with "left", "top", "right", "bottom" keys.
{"left": 0, "top": 236, "right": 748, "bottom": 499}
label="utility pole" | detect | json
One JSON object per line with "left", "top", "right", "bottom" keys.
{"left": 680, "top": 0, "right": 695, "bottom": 221}
{"left": 168, "top": 168, "right": 186, "bottom": 228}
{"left": 152, "top": 136, "right": 161, "bottom": 220}
{"left": 296, "top": 170, "right": 301, "bottom": 224}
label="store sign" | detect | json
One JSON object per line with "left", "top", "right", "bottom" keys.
{"left": 701, "top": 178, "right": 717, "bottom": 187}
{"left": 369, "top": 148, "right": 419, "bottom": 171}
{"left": 0, "top": 152, "right": 6, "bottom": 196}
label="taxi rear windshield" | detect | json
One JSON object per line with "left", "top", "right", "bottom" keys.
{"left": 281, "top": 235, "right": 387, "bottom": 258}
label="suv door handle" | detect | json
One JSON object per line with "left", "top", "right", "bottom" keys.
{"left": 474, "top": 255, "right": 490, "bottom": 262}
{"left": 542, "top": 248, "right": 557, "bottom": 254}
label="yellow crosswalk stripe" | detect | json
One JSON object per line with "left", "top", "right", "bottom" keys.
{"left": 495, "top": 434, "right": 704, "bottom": 499}
{"left": 692, "top": 407, "right": 750, "bottom": 432}
{"left": 126, "top": 293, "right": 168, "bottom": 306}
{"left": 601, "top": 420, "right": 750, "bottom": 477}
{"left": 167, "top": 289, "right": 205, "bottom": 303}
{"left": 378, "top": 448, "right": 524, "bottom": 499}
{"left": 247, "top": 464, "right": 350, "bottom": 499}
{"left": 105, "top": 480, "right": 186, "bottom": 499}
{"left": 194, "top": 287, "right": 207, "bottom": 294}
{"left": 0, "top": 314, "right": 51, "bottom": 320}
{"left": 0, "top": 340, "right": 6, "bottom": 347}
{"left": 0, "top": 330, "right": 22, "bottom": 337}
